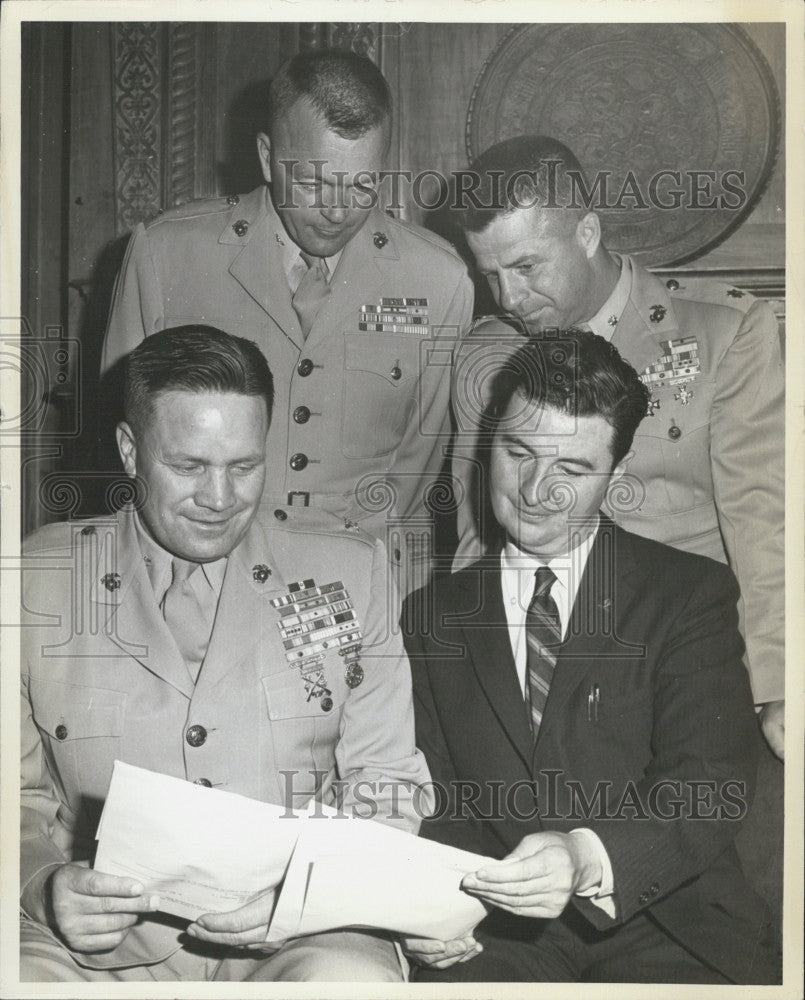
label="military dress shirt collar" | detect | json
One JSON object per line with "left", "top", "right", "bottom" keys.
{"left": 265, "top": 189, "right": 343, "bottom": 288}
{"left": 586, "top": 253, "right": 632, "bottom": 341}
{"left": 132, "top": 511, "right": 227, "bottom": 605}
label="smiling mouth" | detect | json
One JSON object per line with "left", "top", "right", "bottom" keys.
{"left": 516, "top": 507, "right": 554, "bottom": 520}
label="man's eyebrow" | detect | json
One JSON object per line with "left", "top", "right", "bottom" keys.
{"left": 480, "top": 253, "right": 540, "bottom": 274}
{"left": 162, "top": 451, "right": 264, "bottom": 464}
{"left": 499, "top": 433, "right": 594, "bottom": 469}
{"left": 504, "top": 252, "right": 539, "bottom": 268}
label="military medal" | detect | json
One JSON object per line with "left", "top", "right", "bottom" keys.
{"left": 341, "top": 642, "right": 364, "bottom": 688}
{"left": 674, "top": 381, "right": 694, "bottom": 405}
{"left": 271, "top": 579, "right": 365, "bottom": 708}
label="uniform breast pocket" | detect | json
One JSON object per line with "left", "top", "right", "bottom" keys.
{"left": 630, "top": 378, "right": 716, "bottom": 516}
{"left": 342, "top": 335, "right": 420, "bottom": 458}
{"left": 262, "top": 665, "right": 349, "bottom": 774}
{"left": 29, "top": 678, "right": 127, "bottom": 805}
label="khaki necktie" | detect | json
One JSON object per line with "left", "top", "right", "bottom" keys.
{"left": 292, "top": 252, "right": 330, "bottom": 338}
{"left": 161, "top": 558, "right": 214, "bottom": 682}
{"left": 524, "top": 567, "right": 561, "bottom": 739}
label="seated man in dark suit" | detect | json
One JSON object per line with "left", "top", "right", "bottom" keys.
{"left": 401, "top": 331, "right": 777, "bottom": 983}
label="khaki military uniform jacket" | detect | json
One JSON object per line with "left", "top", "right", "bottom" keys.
{"left": 452, "top": 258, "right": 784, "bottom": 703}
{"left": 21, "top": 507, "right": 430, "bottom": 969}
{"left": 102, "top": 188, "right": 474, "bottom": 596}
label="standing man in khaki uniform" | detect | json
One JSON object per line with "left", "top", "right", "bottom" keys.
{"left": 102, "top": 49, "right": 473, "bottom": 598}
{"left": 21, "top": 327, "right": 431, "bottom": 982}
{"left": 450, "top": 136, "right": 784, "bottom": 758}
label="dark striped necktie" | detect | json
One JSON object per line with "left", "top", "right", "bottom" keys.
{"left": 525, "top": 566, "right": 561, "bottom": 739}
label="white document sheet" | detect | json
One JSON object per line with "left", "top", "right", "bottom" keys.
{"left": 94, "top": 760, "right": 305, "bottom": 920}
{"left": 267, "top": 813, "right": 491, "bottom": 942}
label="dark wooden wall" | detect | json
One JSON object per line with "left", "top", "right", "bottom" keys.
{"left": 20, "top": 21, "right": 785, "bottom": 533}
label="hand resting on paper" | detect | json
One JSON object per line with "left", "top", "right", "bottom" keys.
{"left": 402, "top": 934, "right": 483, "bottom": 969}
{"left": 23, "top": 860, "right": 159, "bottom": 954}
{"left": 186, "top": 888, "right": 277, "bottom": 949}
{"left": 461, "top": 831, "right": 602, "bottom": 919}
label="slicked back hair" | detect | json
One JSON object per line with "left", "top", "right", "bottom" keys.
{"left": 123, "top": 325, "right": 274, "bottom": 435}
{"left": 461, "top": 134, "right": 591, "bottom": 235}
{"left": 267, "top": 49, "right": 392, "bottom": 141}
{"left": 485, "top": 329, "right": 649, "bottom": 467}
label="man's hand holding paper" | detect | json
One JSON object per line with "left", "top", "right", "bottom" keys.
{"left": 94, "top": 762, "right": 489, "bottom": 945}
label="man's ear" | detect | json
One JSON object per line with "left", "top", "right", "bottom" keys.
{"left": 576, "top": 211, "right": 602, "bottom": 259}
{"left": 611, "top": 449, "right": 634, "bottom": 480}
{"left": 256, "top": 132, "right": 272, "bottom": 184}
{"left": 116, "top": 422, "right": 137, "bottom": 478}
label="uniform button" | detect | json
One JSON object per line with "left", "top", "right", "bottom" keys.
{"left": 650, "top": 883, "right": 660, "bottom": 895}
{"left": 639, "top": 891, "right": 649, "bottom": 905}
{"left": 665, "top": 278, "right": 679, "bottom": 290}
{"left": 668, "top": 425, "right": 682, "bottom": 441}
{"left": 274, "top": 508, "right": 288, "bottom": 521}
{"left": 290, "top": 453, "right": 308, "bottom": 471}
{"left": 232, "top": 219, "right": 248, "bottom": 237}
{"left": 390, "top": 366, "right": 402, "bottom": 381}
{"left": 321, "top": 697, "right": 334, "bottom": 712}
{"left": 297, "top": 359, "right": 314, "bottom": 377}
{"left": 194, "top": 778, "right": 212, "bottom": 787}
{"left": 226, "top": 194, "right": 240, "bottom": 206}
{"left": 55, "top": 724, "right": 68, "bottom": 741}
{"left": 186, "top": 724, "right": 207, "bottom": 748}
{"left": 293, "top": 405, "right": 311, "bottom": 424}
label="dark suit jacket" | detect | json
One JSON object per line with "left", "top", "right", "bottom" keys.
{"left": 403, "top": 519, "right": 774, "bottom": 983}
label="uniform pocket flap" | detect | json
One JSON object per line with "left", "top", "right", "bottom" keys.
{"left": 29, "top": 678, "right": 127, "bottom": 740}
{"left": 262, "top": 670, "right": 337, "bottom": 721}
{"left": 344, "top": 334, "right": 419, "bottom": 384}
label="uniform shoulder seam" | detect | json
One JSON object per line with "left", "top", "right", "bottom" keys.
{"left": 385, "top": 215, "right": 466, "bottom": 264}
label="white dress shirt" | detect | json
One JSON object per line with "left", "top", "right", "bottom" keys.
{"left": 500, "top": 522, "right": 616, "bottom": 916}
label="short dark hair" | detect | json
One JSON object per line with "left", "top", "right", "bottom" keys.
{"left": 123, "top": 325, "right": 274, "bottom": 433}
{"left": 485, "top": 329, "right": 649, "bottom": 466}
{"left": 461, "top": 134, "right": 590, "bottom": 234}
{"left": 267, "top": 49, "right": 392, "bottom": 140}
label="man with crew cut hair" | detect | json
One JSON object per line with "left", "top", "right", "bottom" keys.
{"left": 102, "top": 49, "right": 473, "bottom": 599}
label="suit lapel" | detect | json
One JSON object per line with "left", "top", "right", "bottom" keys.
{"left": 226, "top": 188, "right": 305, "bottom": 349}
{"left": 304, "top": 209, "right": 400, "bottom": 351}
{"left": 535, "top": 520, "right": 640, "bottom": 749}
{"left": 199, "top": 519, "right": 289, "bottom": 690}
{"left": 91, "top": 510, "right": 195, "bottom": 699}
{"left": 611, "top": 255, "right": 680, "bottom": 374}
{"left": 453, "top": 563, "right": 534, "bottom": 772}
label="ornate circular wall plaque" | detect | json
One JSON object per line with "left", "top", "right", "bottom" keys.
{"left": 466, "top": 24, "right": 781, "bottom": 266}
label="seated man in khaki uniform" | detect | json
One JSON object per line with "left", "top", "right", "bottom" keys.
{"left": 20, "top": 326, "right": 432, "bottom": 983}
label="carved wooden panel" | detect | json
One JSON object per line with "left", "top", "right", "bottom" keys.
{"left": 112, "top": 23, "right": 217, "bottom": 234}
{"left": 112, "top": 23, "right": 163, "bottom": 234}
